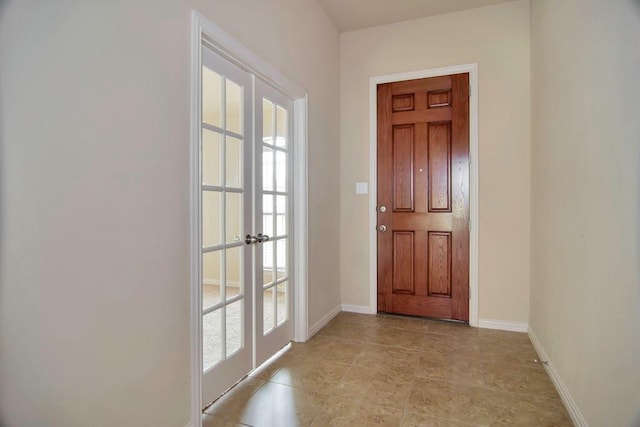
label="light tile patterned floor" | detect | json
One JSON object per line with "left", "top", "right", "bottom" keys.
{"left": 203, "top": 312, "right": 572, "bottom": 426}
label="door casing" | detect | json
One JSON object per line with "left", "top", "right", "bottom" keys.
{"left": 190, "top": 11, "right": 309, "bottom": 427}
{"left": 368, "top": 64, "right": 479, "bottom": 325}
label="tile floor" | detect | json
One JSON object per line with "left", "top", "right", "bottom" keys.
{"left": 203, "top": 312, "right": 572, "bottom": 426}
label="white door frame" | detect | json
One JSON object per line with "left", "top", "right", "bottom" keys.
{"left": 368, "top": 64, "right": 479, "bottom": 326}
{"left": 190, "top": 11, "right": 309, "bottom": 427}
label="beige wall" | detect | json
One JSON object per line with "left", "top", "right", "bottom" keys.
{"left": 339, "top": 0, "right": 531, "bottom": 323}
{"left": 530, "top": 0, "right": 640, "bottom": 425}
{"left": 0, "top": 1, "right": 339, "bottom": 426}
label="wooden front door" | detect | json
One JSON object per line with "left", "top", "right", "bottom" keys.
{"left": 377, "top": 74, "right": 470, "bottom": 322}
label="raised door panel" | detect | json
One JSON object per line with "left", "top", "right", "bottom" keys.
{"left": 428, "top": 122, "right": 452, "bottom": 212}
{"left": 392, "top": 94, "right": 415, "bottom": 112}
{"left": 427, "top": 90, "right": 452, "bottom": 109}
{"left": 392, "top": 232, "right": 415, "bottom": 295}
{"left": 428, "top": 232, "right": 452, "bottom": 297}
{"left": 393, "top": 125, "right": 415, "bottom": 212}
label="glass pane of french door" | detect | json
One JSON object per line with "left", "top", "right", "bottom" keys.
{"left": 200, "top": 45, "right": 253, "bottom": 406}
{"left": 254, "top": 79, "right": 294, "bottom": 367}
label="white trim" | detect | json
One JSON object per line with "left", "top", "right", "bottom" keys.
{"left": 196, "top": 14, "right": 304, "bottom": 99}
{"left": 368, "top": 64, "right": 479, "bottom": 326}
{"left": 307, "top": 304, "right": 342, "bottom": 339}
{"left": 293, "top": 95, "right": 309, "bottom": 343}
{"left": 468, "top": 66, "right": 479, "bottom": 328}
{"left": 478, "top": 318, "right": 528, "bottom": 333}
{"left": 528, "top": 328, "right": 588, "bottom": 427}
{"left": 341, "top": 304, "right": 372, "bottom": 314}
{"left": 190, "top": 11, "right": 309, "bottom": 427}
{"left": 189, "top": 12, "right": 204, "bottom": 427}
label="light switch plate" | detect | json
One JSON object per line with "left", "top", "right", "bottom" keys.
{"left": 355, "top": 182, "right": 368, "bottom": 195}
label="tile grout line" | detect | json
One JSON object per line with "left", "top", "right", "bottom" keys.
{"left": 411, "top": 372, "right": 562, "bottom": 404}
{"left": 208, "top": 313, "right": 567, "bottom": 426}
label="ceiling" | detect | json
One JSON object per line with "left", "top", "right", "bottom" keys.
{"left": 318, "top": 0, "right": 516, "bottom": 32}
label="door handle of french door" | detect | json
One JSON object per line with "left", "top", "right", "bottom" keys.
{"left": 245, "top": 233, "right": 270, "bottom": 244}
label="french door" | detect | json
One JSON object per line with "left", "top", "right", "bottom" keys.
{"left": 254, "top": 80, "right": 293, "bottom": 367}
{"left": 200, "top": 45, "right": 293, "bottom": 406}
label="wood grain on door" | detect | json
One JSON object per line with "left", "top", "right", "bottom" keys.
{"left": 377, "top": 74, "right": 470, "bottom": 321}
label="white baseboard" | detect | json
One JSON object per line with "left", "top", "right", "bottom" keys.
{"left": 528, "top": 327, "right": 588, "bottom": 427}
{"left": 341, "top": 304, "right": 374, "bottom": 314}
{"left": 307, "top": 304, "right": 341, "bottom": 338}
{"left": 478, "top": 318, "right": 529, "bottom": 332}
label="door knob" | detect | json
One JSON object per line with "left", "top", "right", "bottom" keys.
{"left": 245, "top": 234, "right": 258, "bottom": 244}
{"left": 257, "top": 233, "right": 270, "bottom": 243}
{"left": 378, "top": 225, "right": 387, "bottom": 232}
{"left": 379, "top": 205, "right": 387, "bottom": 213}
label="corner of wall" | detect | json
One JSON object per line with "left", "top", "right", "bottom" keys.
{"left": 528, "top": 327, "right": 588, "bottom": 427}
{"left": 307, "top": 304, "right": 341, "bottom": 339}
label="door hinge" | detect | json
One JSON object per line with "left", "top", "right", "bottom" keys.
{"left": 469, "top": 286, "right": 471, "bottom": 299}
{"left": 469, "top": 85, "right": 472, "bottom": 98}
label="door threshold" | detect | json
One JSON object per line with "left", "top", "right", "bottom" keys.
{"left": 378, "top": 312, "right": 469, "bottom": 325}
